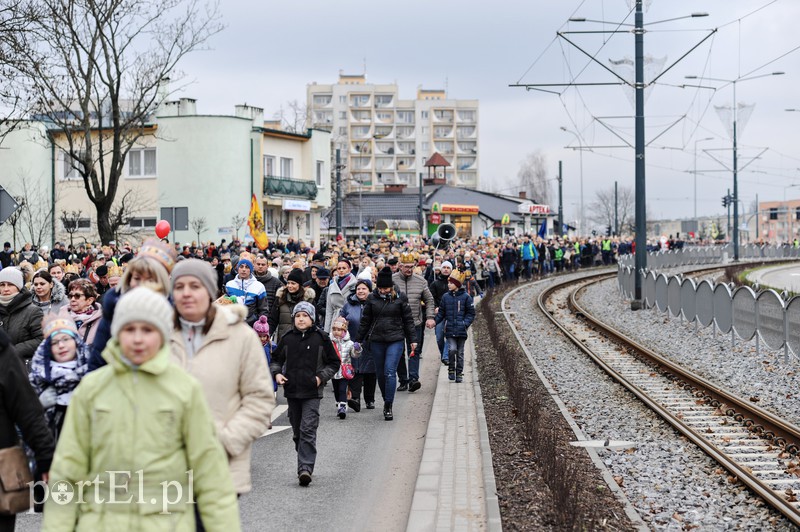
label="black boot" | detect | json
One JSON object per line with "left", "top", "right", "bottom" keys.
{"left": 383, "top": 401, "right": 393, "bottom": 421}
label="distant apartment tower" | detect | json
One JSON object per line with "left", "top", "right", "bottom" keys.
{"left": 307, "top": 72, "right": 479, "bottom": 192}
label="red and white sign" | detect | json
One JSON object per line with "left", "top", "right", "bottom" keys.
{"left": 429, "top": 213, "right": 441, "bottom": 224}
{"left": 517, "top": 203, "right": 551, "bottom": 215}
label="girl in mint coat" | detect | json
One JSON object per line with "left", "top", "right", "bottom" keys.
{"left": 43, "top": 288, "right": 239, "bottom": 531}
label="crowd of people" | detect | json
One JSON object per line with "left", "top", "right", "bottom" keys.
{"left": 0, "top": 231, "right": 626, "bottom": 529}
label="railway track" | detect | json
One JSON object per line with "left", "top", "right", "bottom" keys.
{"left": 537, "top": 270, "right": 800, "bottom": 527}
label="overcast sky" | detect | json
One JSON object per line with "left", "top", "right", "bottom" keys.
{"left": 176, "top": 0, "right": 800, "bottom": 228}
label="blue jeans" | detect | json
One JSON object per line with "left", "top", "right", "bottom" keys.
{"left": 371, "top": 340, "right": 404, "bottom": 403}
{"left": 436, "top": 320, "right": 449, "bottom": 362}
{"left": 397, "top": 324, "right": 424, "bottom": 384}
{"left": 447, "top": 337, "right": 466, "bottom": 375}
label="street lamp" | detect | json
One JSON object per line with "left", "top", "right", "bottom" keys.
{"left": 684, "top": 71, "right": 785, "bottom": 260}
{"left": 693, "top": 137, "right": 713, "bottom": 219}
{"left": 560, "top": 126, "right": 584, "bottom": 235}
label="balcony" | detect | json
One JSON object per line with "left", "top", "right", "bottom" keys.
{"left": 263, "top": 176, "right": 318, "bottom": 200}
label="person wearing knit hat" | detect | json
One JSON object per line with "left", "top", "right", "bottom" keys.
{"left": 1, "top": 266, "right": 44, "bottom": 362}
{"left": 253, "top": 315, "right": 278, "bottom": 393}
{"left": 0, "top": 266, "right": 24, "bottom": 291}
{"left": 224, "top": 254, "right": 268, "bottom": 326}
{"left": 287, "top": 268, "right": 305, "bottom": 286}
{"left": 270, "top": 289, "right": 340, "bottom": 486}
{"left": 171, "top": 259, "right": 275, "bottom": 498}
{"left": 29, "top": 314, "right": 90, "bottom": 439}
{"left": 43, "top": 284, "right": 241, "bottom": 530}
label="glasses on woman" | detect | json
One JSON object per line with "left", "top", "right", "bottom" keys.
{"left": 68, "top": 293, "right": 86, "bottom": 300}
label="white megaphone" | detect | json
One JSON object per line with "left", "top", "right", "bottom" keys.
{"left": 431, "top": 223, "right": 456, "bottom": 249}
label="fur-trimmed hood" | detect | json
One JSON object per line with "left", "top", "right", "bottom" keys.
{"left": 275, "top": 285, "right": 315, "bottom": 306}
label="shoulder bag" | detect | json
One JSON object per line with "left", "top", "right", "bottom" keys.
{"left": 0, "top": 446, "right": 34, "bottom": 515}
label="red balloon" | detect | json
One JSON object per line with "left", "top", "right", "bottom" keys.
{"left": 155, "top": 220, "right": 171, "bottom": 239}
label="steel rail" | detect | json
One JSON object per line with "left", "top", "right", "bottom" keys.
{"left": 534, "top": 270, "right": 800, "bottom": 527}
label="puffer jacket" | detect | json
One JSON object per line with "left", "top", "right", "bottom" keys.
{"left": 43, "top": 340, "right": 240, "bottom": 531}
{"left": 87, "top": 287, "right": 122, "bottom": 372}
{"left": 331, "top": 330, "right": 361, "bottom": 380}
{"left": 0, "top": 288, "right": 44, "bottom": 361}
{"left": 323, "top": 274, "right": 358, "bottom": 332}
{"left": 0, "top": 329, "right": 54, "bottom": 476}
{"left": 58, "top": 303, "right": 103, "bottom": 346}
{"left": 435, "top": 287, "right": 476, "bottom": 338}
{"left": 339, "top": 293, "right": 375, "bottom": 374}
{"left": 429, "top": 273, "right": 450, "bottom": 308}
{"left": 255, "top": 270, "right": 283, "bottom": 313}
{"left": 268, "top": 285, "right": 316, "bottom": 340}
{"left": 32, "top": 279, "right": 68, "bottom": 316}
{"left": 357, "top": 288, "right": 415, "bottom": 345}
{"left": 392, "top": 271, "right": 435, "bottom": 326}
{"left": 270, "top": 326, "right": 340, "bottom": 399}
{"left": 170, "top": 304, "right": 275, "bottom": 494}
{"left": 225, "top": 274, "right": 268, "bottom": 326}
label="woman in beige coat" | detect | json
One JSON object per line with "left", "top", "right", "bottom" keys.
{"left": 169, "top": 259, "right": 275, "bottom": 496}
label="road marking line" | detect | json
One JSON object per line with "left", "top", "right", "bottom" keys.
{"left": 271, "top": 404, "right": 288, "bottom": 422}
{"left": 261, "top": 426, "right": 291, "bottom": 437}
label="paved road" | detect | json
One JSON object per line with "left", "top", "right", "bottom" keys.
{"left": 16, "top": 329, "right": 440, "bottom": 532}
{"left": 747, "top": 263, "right": 800, "bottom": 293}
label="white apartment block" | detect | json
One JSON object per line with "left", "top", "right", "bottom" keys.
{"left": 307, "top": 73, "right": 479, "bottom": 192}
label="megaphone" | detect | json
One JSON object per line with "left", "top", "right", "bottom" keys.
{"left": 432, "top": 223, "right": 457, "bottom": 249}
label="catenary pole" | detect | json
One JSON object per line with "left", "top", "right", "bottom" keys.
{"left": 632, "top": 0, "right": 647, "bottom": 310}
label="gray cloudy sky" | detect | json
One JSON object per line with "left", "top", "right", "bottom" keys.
{"left": 177, "top": 0, "right": 800, "bottom": 227}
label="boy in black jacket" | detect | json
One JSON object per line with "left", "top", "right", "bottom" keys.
{"left": 271, "top": 301, "right": 339, "bottom": 486}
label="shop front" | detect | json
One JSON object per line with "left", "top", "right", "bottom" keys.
{"left": 428, "top": 203, "right": 480, "bottom": 238}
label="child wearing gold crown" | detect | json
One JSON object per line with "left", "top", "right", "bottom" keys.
{"left": 28, "top": 315, "right": 90, "bottom": 440}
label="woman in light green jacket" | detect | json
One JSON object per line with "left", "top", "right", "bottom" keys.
{"left": 43, "top": 287, "right": 240, "bottom": 532}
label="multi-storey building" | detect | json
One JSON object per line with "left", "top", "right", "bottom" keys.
{"left": 307, "top": 73, "right": 479, "bottom": 193}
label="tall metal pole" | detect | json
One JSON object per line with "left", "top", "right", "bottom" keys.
{"left": 614, "top": 180, "right": 619, "bottom": 236}
{"left": 335, "top": 148, "right": 342, "bottom": 238}
{"left": 418, "top": 172, "right": 424, "bottom": 238}
{"left": 557, "top": 160, "right": 564, "bottom": 236}
{"left": 726, "top": 187, "right": 731, "bottom": 240}
{"left": 732, "top": 82, "right": 739, "bottom": 260}
{"left": 632, "top": 0, "right": 647, "bottom": 310}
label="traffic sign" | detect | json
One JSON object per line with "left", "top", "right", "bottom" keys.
{"left": 0, "top": 186, "right": 20, "bottom": 226}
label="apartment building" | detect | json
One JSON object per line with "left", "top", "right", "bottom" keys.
{"left": 307, "top": 73, "right": 479, "bottom": 193}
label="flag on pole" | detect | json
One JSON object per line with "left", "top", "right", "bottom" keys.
{"left": 247, "top": 194, "right": 269, "bottom": 250}
{"left": 537, "top": 218, "right": 547, "bottom": 239}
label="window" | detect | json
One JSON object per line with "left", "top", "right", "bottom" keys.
{"left": 397, "top": 111, "right": 414, "bottom": 124}
{"left": 316, "top": 160, "right": 324, "bottom": 187}
{"left": 770, "top": 208, "right": 779, "bottom": 220}
{"left": 127, "top": 148, "right": 157, "bottom": 178}
{"left": 128, "top": 217, "right": 157, "bottom": 229}
{"left": 420, "top": 111, "right": 429, "bottom": 119}
{"left": 339, "top": 95, "right": 346, "bottom": 104}
{"left": 422, "top": 142, "right": 430, "bottom": 152}
{"left": 280, "top": 157, "right": 293, "bottom": 178}
{"left": 339, "top": 111, "right": 347, "bottom": 120}
{"left": 62, "top": 152, "right": 85, "bottom": 180}
{"left": 338, "top": 127, "right": 347, "bottom": 135}
{"left": 305, "top": 214, "right": 311, "bottom": 236}
{"left": 796, "top": 207, "right": 800, "bottom": 221}
{"left": 62, "top": 217, "right": 91, "bottom": 232}
{"left": 263, "top": 155, "right": 275, "bottom": 177}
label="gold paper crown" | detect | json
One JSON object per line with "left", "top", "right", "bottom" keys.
{"left": 107, "top": 264, "right": 124, "bottom": 278}
{"left": 64, "top": 263, "right": 80, "bottom": 275}
{"left": 449, "top": 270, "right": 466, "bottom": 285}
{"left": 138, "top": 238, "right": 178, "bottom": 273}
{"left": 399, "top": 252, "right": 416, "bottom": 264}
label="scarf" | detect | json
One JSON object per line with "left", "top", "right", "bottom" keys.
{"left": 337, "top": 273, "right": 352, "bottom": 290}
{"left": 179, "top": 316, "right": 207, "bottom": 359}
{"left": 0, "top": 294, "right": 15, "bottom": 306}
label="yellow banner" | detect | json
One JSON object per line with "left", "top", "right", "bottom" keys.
{"left": 248, "top": 194, "right": 269, "bottom": 250}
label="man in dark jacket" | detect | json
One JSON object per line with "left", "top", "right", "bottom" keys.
{"left": 429, "top": 260, "right": 453, "bottom": 364}
{"left": 270, "top": 301, "right": 339, "bottom": 487}
{"left": 0, "top": 328, "right": 54, "bottom": 528}
{"left": 0, "top": 267, "right": 44, "bottom": 363}
{"left": 0, "top": 242, "right": 13, "bottom": 268}
{"left": 254, "top": 255, "right": 283, "bottom": 312}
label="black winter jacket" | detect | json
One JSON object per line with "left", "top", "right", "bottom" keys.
{"left": 429, "top": 274, "right": 450, "bottom": 308}
{"left": 0, "top": 289, "right": 44, "bottom": 361}
{"left": 270, "top": 327, "right": 340, "bottom": 399}
{"left": 357, "top": 289, "right": 416, "bottom": 345}
{"left": 0, "top": 329, "right": 54, "bottom": 474}
{"left": 255, "top": 271, "right": 283, "bottom": 313}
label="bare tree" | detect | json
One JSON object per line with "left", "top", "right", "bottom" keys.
{"left": 3, "top": 0, "right": 222, "bottom": 244}
{"left": 516, "top": 152, "right": 551, "bottom": 205}
{"left": 231, "top": 214, "right": 247, "bottom": 240}
{"left": 191, "top": 216, "right": 208, "bottom": 243}
{"left": 4, "top": 192, "right": 24, "bottom": 250}
{"left": 587, "top": 185, "right": 635, "bottom": 236}
{"left": 107, "top": 189, "right": 155, "bottom": 243}
{"left": 0, "top": 0, "right": 37, "bottom": 145}
{"left": 6, "top": 176, "right": 53, "bottom": 248}
{"left": 59, "top": 209, "right": 83, "bottom": 248}
{"left": 273, "top": 100, "right": 307, "bottom": 133}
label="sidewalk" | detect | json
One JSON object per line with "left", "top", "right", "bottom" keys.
{"left": 407, "top": 327, "right": 502, "bottom": 532}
